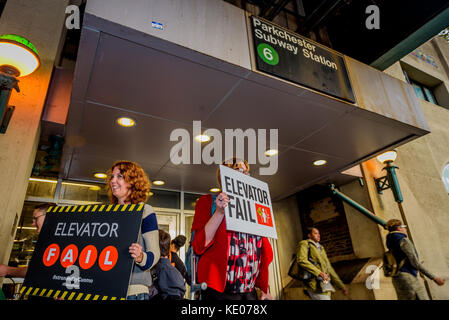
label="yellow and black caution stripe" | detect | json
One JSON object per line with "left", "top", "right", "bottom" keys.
{"left": 46, "top": 203, "right": 145, "bottom": 214}
{"left": 27, "top": 203, "right": 144, "bottom": 301}
{"left": 19, "top": 286, "right": 126, "bottom": 301}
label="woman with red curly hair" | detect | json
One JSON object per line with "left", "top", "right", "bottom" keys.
{"left": 107, "top": 160, "right": 160, "bottom": 300}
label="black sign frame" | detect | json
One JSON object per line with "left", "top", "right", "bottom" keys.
{"left": 250, "top": 15, "right": 355, "bottom": 103}
{"left": 21, "top": 203, "right": 144, "bottom": 301}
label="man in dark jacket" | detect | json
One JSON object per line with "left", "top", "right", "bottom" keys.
{"left": 153, "top": 230, "right": 186, "bottom": 300}
{"left": 386, "top": 219, "right": 445, "bottom": 300}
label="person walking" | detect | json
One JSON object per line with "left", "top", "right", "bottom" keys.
{"left": 296, "top": 227, "right": 348, "bottom": 300}
{"left": 386, "top": 219, "right": 445, "bottom": 300}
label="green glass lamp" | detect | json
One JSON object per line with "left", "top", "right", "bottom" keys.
{"left": 0, "top": 34, "right": 40, "bottom": 133}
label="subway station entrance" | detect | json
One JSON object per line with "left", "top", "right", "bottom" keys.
{"left": 2, "top": 0, "right": 444, "bottom": 300}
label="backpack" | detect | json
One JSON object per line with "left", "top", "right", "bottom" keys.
{"left": 382, "top": 250, "right": 405, "bottom": 277}
{"left": 185, "top": 195, "right": 216, "bottom": 285}
{"left": 288, "top": 242, "right": 315, "bottom": 285}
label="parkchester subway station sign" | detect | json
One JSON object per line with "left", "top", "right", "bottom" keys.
{"left": 250, "top": 16, "right": 355, "bottom": 103}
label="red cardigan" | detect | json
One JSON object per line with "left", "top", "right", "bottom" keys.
{"left": 191, "top": 194, "right": 273, "bottom": 293}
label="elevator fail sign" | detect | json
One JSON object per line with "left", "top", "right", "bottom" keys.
{"left": 21, "top": 204, "right": 144, "bottom": 300}
{"left": 219, "top": 165, "right": 277, "bottom": 239}
{"left": 251, "top": 15, "right": 355, "bottom": 103}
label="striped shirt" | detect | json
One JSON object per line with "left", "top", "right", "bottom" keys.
{"left": 128, "top": 204, "right": 160, "bottom": 296}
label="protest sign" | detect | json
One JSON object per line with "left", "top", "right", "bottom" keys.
{"left": 219, "top": 165, "right": 277, "bottom": 239}
{"left": 21, "top": 203, "right": 143, "bottom": 300}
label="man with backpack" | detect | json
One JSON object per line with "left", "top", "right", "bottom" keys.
{"left": 385, "top": 219, "right": 445, "bottom": 300}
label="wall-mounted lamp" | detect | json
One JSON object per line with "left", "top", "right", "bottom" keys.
{"left": 0, "top": 34, "right": 40, "bottom": 133}
{"left": 374, "top": 150, "right": 403, "bottom": 203}
{"left": 375, "top": 150, "right": 432, "bottom": 298}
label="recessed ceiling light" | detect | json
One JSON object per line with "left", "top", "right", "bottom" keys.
{"left": 153, "top": 180, "right": 165, "bottom": 186}
{"left": 94, "top": 172, "right": 107, "bottom": 179}
{"left": 313, "top": 160, "right": 327, "bottom": 166}
{"left": 116, "top": 117, "right": 136, "bottom": 127}
{"left": 195, "top": 134, "right": 211, "bottom": 143}
{"left": 265, "top": 149, "right": 278, "bottom": 156}
{"left": 209, "top": 188, "right": 221, "bottom": 193}
{"left": 148, "top": 191, "right": 154, "bottom": 197}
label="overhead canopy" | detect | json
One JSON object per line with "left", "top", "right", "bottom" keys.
{"left": 53, "top": 6, "right": 432, "bottom": 202}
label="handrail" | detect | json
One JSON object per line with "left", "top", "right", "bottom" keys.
{"left": 329, "top": 184, "right": 387, "bottom": 229}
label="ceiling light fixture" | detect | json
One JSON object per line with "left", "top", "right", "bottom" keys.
{"left": 94, "top": 172, "right": 107, "bottom": 179}
{"left": 195, "top": 134, "right": 211, "bottom": 143}
{"left": 209, "top": 188, "right": 221, "bottom": 193}
{"left": 153, "top": 180, "right": 165, "bottom": 186}
{"left": 313, "top": 160, "right": 327, "bottom": 166}
{"left": 62, "top": 182, "right": 102, "bottom": 190}
{"left": 264, "top": 149, "right": 279, "bottom": 156}
{"left": 29, "top": 177, "right": 58, "bottom": 184}
{"left": 29, "top": 178, "right": 102, "bottom": 190}
{"left": 116, "top": 117, "right": 136, "bottom": 127}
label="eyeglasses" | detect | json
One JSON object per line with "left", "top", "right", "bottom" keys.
{"left": 32, "top": 213, "right": 46, "bottom": 221}
{"left": 236, "top": 167, "right": 248, "bottom": 174}
{"left": 234, "top": 167, "right": 250, "bottom": 176}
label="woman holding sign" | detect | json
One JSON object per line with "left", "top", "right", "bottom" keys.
{"left": 191, "top": 158, "right": 274, "bottom": 300}
{"left": 107, "top": 160, "right": 160, "bottom": 300}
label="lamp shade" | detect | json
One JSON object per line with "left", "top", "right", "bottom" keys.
{"left": 376, "top": 150, "right": 397, "bottom": 163}
{"left": 0, "top": 34, "right": 40, "bottom": 77}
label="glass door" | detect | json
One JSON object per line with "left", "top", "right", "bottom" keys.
{"left": 154, "top": 211, "right": 180, "bottom": 240}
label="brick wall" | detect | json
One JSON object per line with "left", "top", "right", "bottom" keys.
{"left": 297, "top": 185, "right": 354, "bottom": 259}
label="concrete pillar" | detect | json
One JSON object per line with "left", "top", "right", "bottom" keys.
{"left": 0, "top": 0, "right": 69, "bottom": 278}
